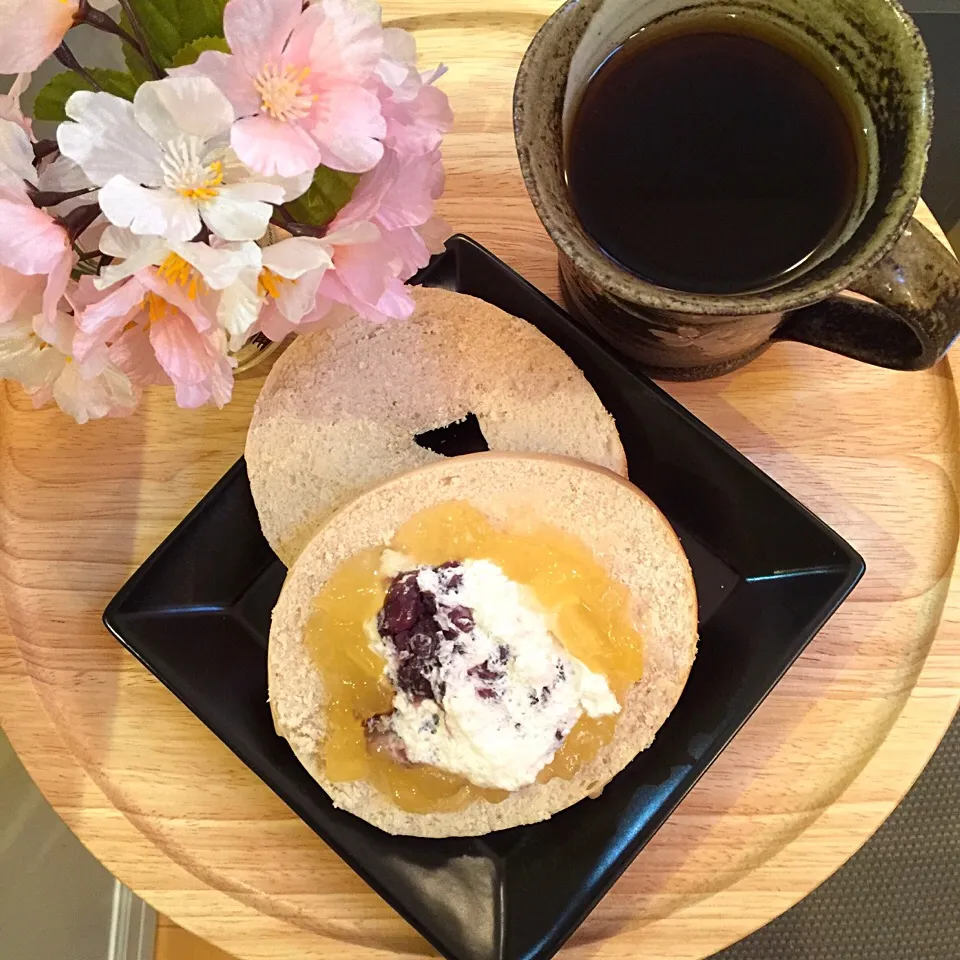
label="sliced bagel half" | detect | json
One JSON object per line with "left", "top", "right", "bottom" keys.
{"left": 269, "top": 452, "right": 697, "bottom": 837}
{"left": 247, "top": 286, "right": 627, "bottom": 566}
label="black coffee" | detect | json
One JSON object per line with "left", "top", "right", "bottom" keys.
{"left": 566, "top": 18, "right": 864, "bottom": 294}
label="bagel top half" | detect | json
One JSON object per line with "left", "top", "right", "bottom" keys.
{"left": 246, "top": 287, "right": 627, "bottom": 565}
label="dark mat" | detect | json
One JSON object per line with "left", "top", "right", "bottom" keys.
{"left": 907, "top": 3, "right": 960, "bottom": 233}
{"left": 712, "top": 710, "right": 960, "bottom": 959}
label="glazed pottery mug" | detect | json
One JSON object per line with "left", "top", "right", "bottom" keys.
{"left": 514, "top": 0, "right": 960, "bottom": 379}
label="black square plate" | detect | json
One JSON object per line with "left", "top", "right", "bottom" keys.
{"left": 104, "top": 235, "right": 864, "bottom": 960}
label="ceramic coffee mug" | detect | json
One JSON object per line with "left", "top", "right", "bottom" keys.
{"left": 514, "top": 0, "right": 960, "bottom": 379}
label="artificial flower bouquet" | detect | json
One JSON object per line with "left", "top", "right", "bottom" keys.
{"left": 0, "top": 0, "right": 452, "bottom": 421}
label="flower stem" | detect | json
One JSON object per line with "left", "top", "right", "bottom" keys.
{"left": 32, "top": 140, "right": 59, "bottom": 163}
{"left": 270, "top": 213, "right": 328, "bottom": 239}
{"left": 28, "top": 185, "right": 96, "bottom": 209}
{"left": 55, "top": 42, "right": 103, "bottom": 91}
{"left": 115, "top": 0, "right": 164, "bottom": 79}
{"left": 77, "top": 1, "right": 156, "bottom": 74}
{"left": 59, "top": 203, "right": 102, "bottom": 242}
{"left": 72, "top": 259, "right": 101, "bottom": 278}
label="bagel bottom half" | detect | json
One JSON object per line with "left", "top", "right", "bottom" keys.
{"left": 268, "top": 453, "right": 698, "bottom": 837}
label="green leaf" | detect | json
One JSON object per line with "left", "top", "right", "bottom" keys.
{"left": 33, "top": 70, "right": 139, "bottom": 122}
{"left": 125, "top": 0, "right": 183, "bottom": 67}
{"left": 285, "top": 167, "right": 362, "bottom": 229}
{"left": 91, "top": 69, "right": 140, "bottom": 100}
{"left": 171, "top": 36, "right": 230, "bottom": 68}
{"left": 123, "top": 0, "right": 228, "bottom": 69}
{"left": 179, "top": 0, "right": 228, "bottom": 44}
{"left": 34, "top": 73, "right": 92, "bottom": 122}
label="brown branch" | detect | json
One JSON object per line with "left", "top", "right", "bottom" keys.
{"left": 77, "top": 0, "right": 151, "bottom": 68}
{"left": 115, "top": 0, "right": 163, "bottom": 79}
{"left": 54, "top": 42, "right": 103, "bottom": 90}
{"left": 59, "top": 203, "right": 102, "bottom": 242}
{"left": 28, "top": 185, "right": 96, "bottom": 209}
{"left": 269, "top": 213, "right": 328, "bottom": 239}
{"left": 32, "top": 140, "right": 59, "bottom": 162}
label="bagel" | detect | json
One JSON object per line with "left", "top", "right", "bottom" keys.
{"left": 246, "top": 287, "right": 627, "bottom": 565}
{"left": 268, "top": 453, "right": 698, "bottom": 837}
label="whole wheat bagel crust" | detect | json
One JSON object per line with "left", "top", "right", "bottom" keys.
{"left": 246, "top": 287, "right": 627, "bottom": 565}
{"left": 269, "top": 453, "right": 698, "bottom": 837}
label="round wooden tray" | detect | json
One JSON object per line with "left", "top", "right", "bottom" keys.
{"left": 2, "top": 3, "right": 959, "bottom": 959}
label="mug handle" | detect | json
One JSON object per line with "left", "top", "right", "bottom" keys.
{"left": 773, "top": 218, "right": 960, "bottom": 370}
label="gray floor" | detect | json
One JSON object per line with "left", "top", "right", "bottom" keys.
{"left": 908, "top": 2, "right": 960, "bottom": 234}
{"left": 0, "top": 729, "right": 154, "bottom": 960}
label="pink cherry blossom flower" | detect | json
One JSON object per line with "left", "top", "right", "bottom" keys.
{"left": 262, "top": 23, "right": 451, "bottom": 328}
{"left": 375, "top": 28, "right": 423, "bottom": 100}
{"left": 0, "top": 164, "right": 75, "bottom": 324}
{"left": 373, "top": 26, "right": 452, "bottom": 153}
{"left": 93, "top": 226, "right": 264, "bottom": 351}
{"left": 305, "top": 223, "right": 420, "bottom": 328}
{"left": 76, "top": 237, "right": 240, "bottom": 409}
{"left": 174, "top": 0, "right": 386, "bottom": 178}
{"left": 304, "top": 143, "right": 449, "bottom": 326}
{"left": 0, "top": 0, "right": 78, "bottom": 73}
{"left": 290, "top": 52, "right": 452, "bottom": 326}
{"left": 251, "top": 222, "right": 377, "bottom": 340}
{"left": 376, "top": 40, "right": 452, "bottom": 159}
{"left": 0, "top": 0, "right": 120, "bottom": 73}
{"left": 380, "top": 71, "right": 452, "bottom": 157}
{"left": 0, "top": 121, "right": 102, "bottom": 338}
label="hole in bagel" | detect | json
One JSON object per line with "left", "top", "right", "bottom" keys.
{"left": 415, "top": 413, "right": 490, "bottom": 458}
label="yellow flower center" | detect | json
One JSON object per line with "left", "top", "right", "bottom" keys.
{"left": 156, "top": 253, "right": 208, "bottom": 300}
{"left": 141, "top": 257, "right": 210, "bottom": 326}
{"left": 257, "top": 267, "right": 290, "bottom": 300}
{"left": 176, "top": 160, "right": 224, "bottom": 202}
{"left": 141, "top": 291, "right": 172, "bottom": 325}
{"left": 160, "top": 138, "right": 225, "bottom": 203}
{"left": 254, "top": 64, "right": 316, "bottom": 122}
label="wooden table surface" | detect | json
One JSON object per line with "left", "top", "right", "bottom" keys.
{"left": 2, "top": 3, "right": 960, "bottom": 959}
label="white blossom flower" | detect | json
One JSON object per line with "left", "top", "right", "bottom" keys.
{"left": 218, "top": 222, "right": 378, "bottom": 346}
{"left": 57, "top": 76, "right": 309, "bottom": 244}
{"left": 0, "top": 310, "right": 136, "bottom": 424}
{"left": 95, "top": 226, "right": 261, "bottom": 293}
{"left": 74, "top": 227, "right": 266, "bottom": 405}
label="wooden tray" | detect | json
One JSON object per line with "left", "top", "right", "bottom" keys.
{"left": 1, "top": 3, "right": 959, "bottom": 959}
